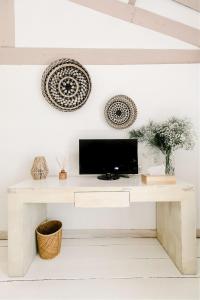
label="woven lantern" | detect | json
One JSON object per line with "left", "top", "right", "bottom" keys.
{"left": 31, "top": 156, "right": 49, "bottom": 180}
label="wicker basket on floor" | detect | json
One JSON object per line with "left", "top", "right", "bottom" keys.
{"left": 36, "top": 220, "right": 62, "bottom": 259}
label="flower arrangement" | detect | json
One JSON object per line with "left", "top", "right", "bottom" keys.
{"left": 129, "top": 117, "right": 195, "bottom": 175}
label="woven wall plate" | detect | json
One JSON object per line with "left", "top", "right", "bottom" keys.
{"left": 41, "top": 58, "right": 91, "bottom": 112}
{"left": 104, "top": 95, "right": 137, "bottom": 129}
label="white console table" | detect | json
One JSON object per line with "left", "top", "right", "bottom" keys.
{"left": 8, "top": 175, "right": 197, "bottom": 277}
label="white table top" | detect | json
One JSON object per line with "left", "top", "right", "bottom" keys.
{"left": 8, "top": 175, "right": 194, "bottom": 193}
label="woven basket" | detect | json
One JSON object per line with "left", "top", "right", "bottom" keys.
{"left": 36, "top": 220, "right": 62, "bottom": 259}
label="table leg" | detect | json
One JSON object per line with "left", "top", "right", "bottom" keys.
{"left": 156, "top": 193, "right": 197, "bottom": 275}
{"left": 8, "top": 194, "right": 47, "bottom": 277}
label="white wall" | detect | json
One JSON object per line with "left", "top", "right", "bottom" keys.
{"left": 0, "top": 0, "right": 199, "bottom": 230}
{"left": 0, "top": 64, "right": 198, "bottom": 230}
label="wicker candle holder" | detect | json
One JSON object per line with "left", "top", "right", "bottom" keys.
{"left": 59, "top": 169, "right": 67, "bottom": 180}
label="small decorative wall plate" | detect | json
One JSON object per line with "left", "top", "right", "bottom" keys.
{"left": 41, "top": 58, "right": 91, "bottom": 112}
{"left": 104, "top": 95, "right": 137, "bottom": 129}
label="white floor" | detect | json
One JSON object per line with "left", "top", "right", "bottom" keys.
{"left": 0, "top": 238, "right": 199, "bottom": 300}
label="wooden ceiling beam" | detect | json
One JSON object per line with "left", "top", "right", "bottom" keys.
{"left": 0, "top": 0, "right": 15, "bottom": 47}
{"left": 69, "top": 0, "right": 200, "bottom": 48}
{"left": 0, "top": 48, "right": 199, "bottom": 65}
{"left": 173, "top": 0, "right": 200, "bottom": 13}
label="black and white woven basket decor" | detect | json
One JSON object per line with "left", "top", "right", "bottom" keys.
{"left": 104, "top": 95, "right": 137, "bottom": 129}
{"left": 41, "top": 58, "right": 92, "bottom": 112}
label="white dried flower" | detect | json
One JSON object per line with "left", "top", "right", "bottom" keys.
{"left": 129, "top": 117, "right": 195, "bottom": 154}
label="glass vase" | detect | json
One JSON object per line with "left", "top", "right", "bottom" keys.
{"left": 165, "top": 151, "right": 175, "bottom": 175}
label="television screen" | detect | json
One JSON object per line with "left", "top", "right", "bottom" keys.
{"left": 79, "top": 139, "right": 138, "bottom": 176}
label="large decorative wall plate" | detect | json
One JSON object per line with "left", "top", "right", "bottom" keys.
{"left": 104, "top": 95, "right": 137, "bottom": 129}
{"left": 41, "top": 58, "right": 91, "bottom": 112}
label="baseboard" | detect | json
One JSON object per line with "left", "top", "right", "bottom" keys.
{"left": 1, "top": 229, "right": 200, "bottom": 240}
{"left": 62, "top": 229, "right": 157, "bottom": 239}
{"left": 0, "top": 229, "right": 156, "bottom": 240}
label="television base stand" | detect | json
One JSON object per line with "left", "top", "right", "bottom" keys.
{"left": 97, "top": 173, "right": 120, "bottom": 180}
{"left": 97, "top": 173, "right": 130, "bottom": 180}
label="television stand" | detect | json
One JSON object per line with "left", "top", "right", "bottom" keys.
{"left": 8, "top": 176, "right": 196, "bottom": 277}
{"left": 97, "top": 173, "right": 120, "bottom": 180}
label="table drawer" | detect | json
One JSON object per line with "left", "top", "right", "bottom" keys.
{"left": 74, "top": 191, "right": 130, "bottom": 207}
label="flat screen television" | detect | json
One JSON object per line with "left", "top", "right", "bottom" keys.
{"left": 79, "top": 139, "right": 138, "bottom": 180}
